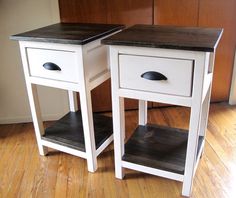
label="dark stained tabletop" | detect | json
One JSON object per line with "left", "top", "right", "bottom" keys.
{"left": 102, "top": 24, "right": 223, "bottom": 52}
{"left": 10, "top": 23, "right": 125, "bottom": 45}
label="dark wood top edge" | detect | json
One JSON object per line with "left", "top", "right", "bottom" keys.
{"left": 10, "top": 23, "right": 125, "bottom": 45}
{"left": 102, "top": 24, "right": 223, "bottom": 52}
{"left": 212, "top": 28, "right": 224, "bottom": 51}
{"left": 102, "top": 40, "right": 215, "bottom": 52}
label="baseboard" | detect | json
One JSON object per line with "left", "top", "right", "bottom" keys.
{"left": 0, "top": 113, "right": 64, "bottom": 124}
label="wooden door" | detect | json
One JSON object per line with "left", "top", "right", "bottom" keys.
{"left": 59, "top": 0, "right": 153, "bottom": 111}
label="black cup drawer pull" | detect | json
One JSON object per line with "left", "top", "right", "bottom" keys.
{"left": 141, "top": 71, "right": 167, "bottom": 81}
{"left": 43, "top": 62, "right": 61, "bottom": 71}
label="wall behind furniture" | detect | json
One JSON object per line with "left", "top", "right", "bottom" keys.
{"left": 59, "top": 0, "right": 236, "bottom": 112}
{"left": 59, "top": 0, "right": 154, "bottom": 111}
{"left": 0, "top": 0, "right": 69, "bottom": 124}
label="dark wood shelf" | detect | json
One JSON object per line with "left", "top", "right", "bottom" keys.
{"left": 122, "top": 124, "right": 203, "bottom": 174}
{"left": 42, "top": 111, "right": 113, "bottom": 151}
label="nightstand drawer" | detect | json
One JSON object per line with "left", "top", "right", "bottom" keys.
{"left": 26, "top": 48, "right": 79, "bottom": 83}
{"left": 119, "top": 55, "right": 194, "bottom": 97}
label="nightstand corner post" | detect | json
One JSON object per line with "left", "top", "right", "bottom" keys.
{"left": 68, "top": 90, "right": 78, "bottom": 112}
{"left": 78, "top": 48, "right": 97, "bottom": 172}
{"left": 79, "top": 87, "right": 97, "bottom": 172}
{"left": 182, "top": 53, "right": 206, "bottom": 196}
{"left": 19, "top": 42, "right": 48, "bottom": 156}
{"left": 139, "top": 100, "right": 148, "bottom": 125}
{"left": 25, "top": 83, "right": 48, "bottom": 156}
{"left": 110, "top": 46, "right": 125, "bottom": 179}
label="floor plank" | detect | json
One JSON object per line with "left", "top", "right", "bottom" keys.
{"left": 0, "top": 103, "right": 235, "bottom": 197}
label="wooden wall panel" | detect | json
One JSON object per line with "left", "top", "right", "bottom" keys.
{"left": 199, "top": 0, "right": 236, "bottom": 101}
{"left": 59, "top": 0, "right": 236, "bottom": 110}
{"left": 59, "top": 0, "right": 107, "bottom": 23}
{"left": 154, "top": 0, "right": 236, "bottom": 102}
{"left": 59, "top": 0, "right": 153, "bottom": 111}
{"left": 59, "top": 0, "right": 109, "bottom": 112}
{"left": 153, "top": 0, "right": 199, "bottom": 107}
{"left": 107, "top": 0, "right": 153, "bottom": 110}
{"left": 107, "top": 0, "right": 153, "bottom": 26}
{"left": 154, "top": 0, "right": 199, "bottom": 26}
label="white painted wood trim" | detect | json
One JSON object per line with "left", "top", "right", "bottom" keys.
{"left": 122, "top": 161, "right": 184, "bottom": 182}
{"left": 199, "top": 53, "right": 214, "bottom": 138}
{"left": 199, "top": 82, "right": 211, "bottom": 137}
{"left": 41, "top": 139, "right": 87, "bottom": 158}
{"left": 138, "top": 100, "right": 148, "bottom": 125}
{"left": 115, "top": 45, "right": 204, "bottom": 61}
{"left": 68, "top": 91, "right": 78, "bottom": 112}
{"left": 19, "top": 42, "right": 48, "bottom": 156}
{"left": 20, "top": 40, "right": 81, "bottom": 51}
{"left": 182, "top": 52, "right": 206, "bottom": 197}
{"left": 29, "top": 77, "right": 81, "bottom": 92}
{"left": 110, "top": 47, "right": 125, "bottom": 179}
{"left": 119, "top": 88, "right": 192, "bottom": 107}
{"left": 88, "top": 69, "right": 110, "bottom": 91}
{"left": 202, "top": 73, "right": 212, "bottom": 103}
{"left": 194, "top": 140, "right": 205, "bottom": 176}
{"left": 25, "top": 83, "right": 48, "bottom": 156}
{"left": 79, "top": 48, "right": 97, "bottom": 172}
{"left": 229, "top": 50, "right": 236, "bottom": 105}
{"left": 96, "top": 134, "right": 113, "bottom": 156}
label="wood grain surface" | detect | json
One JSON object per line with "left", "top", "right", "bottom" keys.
{"left": 42, "top": 111, "right": 113, "bottom": 151}
{"left": 59, "top": 0, "right": 153, "bottom": 111}
{"left": 102, "top": 24, "right": 223, "bottom": 52}
{"left": 0, "top": 103, "right": 236, "bottom": 197}
{"left": 58, "top": 0, "right": 236, "bottom": 110}
{"left": 154, "top": 0, "right": 199, "bottom": 26}
{"left": 59, "top": 0, "right": 107, "bottom": 23}
{"left": 11, "top": 23, "right": 124, "bottom": 45}
{"left": 153, "top": 0, "right": 236, "bottom": 103}
{"left": 123, "top": 124, "right": 203, "bottom": 174}
{"left": 198, "top": 0, "right": 236, "bottom": 102}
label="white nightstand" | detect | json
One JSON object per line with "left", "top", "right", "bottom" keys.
{"left": 102, "top": 25, "right": 222, "bottom": 196}
{"left": 11, "top": 23, "right": 124, "bottom": 172}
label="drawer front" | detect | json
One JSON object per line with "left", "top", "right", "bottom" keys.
{"left": 27, "top": 48, "right": 79, "bottom": 83}
{"left": 119, "top": 55, "right": 193, "bottom": 96}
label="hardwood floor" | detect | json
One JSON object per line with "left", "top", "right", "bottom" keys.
{"left": 0, "top": 103, "right": 236, "bottom": 197}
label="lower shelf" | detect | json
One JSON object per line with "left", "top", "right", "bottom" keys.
{"left": 122, "top": 124, "right": 203, "bottom": 174}
{"left": 42, "top": 111, "right": 113, "bottom": 152}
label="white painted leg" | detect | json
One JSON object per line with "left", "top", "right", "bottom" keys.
{"left": 110, "top": 46, "right": 125, "bottom": 178}
{"left": 199, "top": 85, "right": 211, "bottom": 137}
{"left": 25, "top": 83, "right": 48, "bottom": 155}
{"left": 68, "top": 90, "right": 78, "bottom": 112}
{"left": 112, "top": 96, "right": 125, "bottom": 179}
{"left": 182, "top": 53, "right": 207, "bottom": 197}
{"left": 138, "top": 100, "right": 147, "bottom": 125}
{"left": 182, "top": 105, "right": 201, "bottom": 196}
{"left": 79, "top": 88, "right": 97, "bottom": 172}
